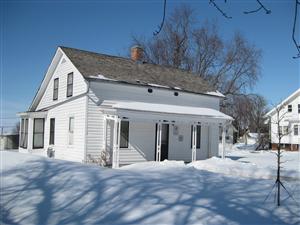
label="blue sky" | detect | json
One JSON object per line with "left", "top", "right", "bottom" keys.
{"left": 1, "top": 0, "right": 299, "bottom": 130}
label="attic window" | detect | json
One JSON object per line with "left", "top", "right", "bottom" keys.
{"left": 53, "top": 78, "right": 59, "bottom": 100}
{"left": 174, "top": 92, "right": 179, "bottom": 96}
{"left": 148, "top": 88, "right": 153, "bottom": 93}
{"left": 67, "top": 73, "right": 73, "bottom": 97}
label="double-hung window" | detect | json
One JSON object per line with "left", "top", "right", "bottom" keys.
{"left": 288, "top": 105, "right": 292, "bottom": 112}
{"left": 67, "top": 73, "right": 73, "bottom": 97}
{"left": 20, "top": 118, "right": 28, "bottom": 148}
{"left": 120, "top": 121, "right": 129, "bottom": 148}
{"left": 33, "top": 118, "right": 44, "bottom": 149}
{"left": 49, "top": 118, "right": 55, "bottom": 145}
{"left": 53, "top": 78, "right": 59, "bottom": 100}
{"left": 191, "top": 125, "right": 201, "bottom": 149}
{"left": 298, "top": 104, "right": 300, "bottom": 113}
{"left": 68, "top": 117, "right": 74, "bottom": 145}
{"left": 294, "top": 125, "right": 299, "bottom": 136}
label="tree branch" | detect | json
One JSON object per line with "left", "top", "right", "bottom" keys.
{"left": 244, "top": 0, "right": 271, "bottom": 15}
{"left": 209, "top": 0, "right": 232, "bottom": 19}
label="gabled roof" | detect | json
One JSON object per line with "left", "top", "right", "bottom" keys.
{"left": 265, "top": 88, "right": 300, "bottom": 117}
{"left": 60, "top": 46, "right": 217, "bottom": 96}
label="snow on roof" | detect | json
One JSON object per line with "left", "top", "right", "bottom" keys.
{"left": 173, "top": 87, "right": 182, "bottom": 90}
{"left": 89, "top": 74, "right": 117, "bottom": 81}
{"left": 147, "top": 83, "right": 170, "bottom": 89}
{"left": 101, "top": 100, "right": 233, "bottom": 120}
{"left": 205, "top": 90, "right": 225, "bottom": 98}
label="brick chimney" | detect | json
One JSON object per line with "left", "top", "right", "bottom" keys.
{"left": 131, "top": 45, "right": 143, "bottom": 61}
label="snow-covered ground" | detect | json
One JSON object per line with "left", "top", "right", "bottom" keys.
{"left": 1, "top": 150, "right": 299, "bottom": 225}
{"left": 191, "top": 144, "right": 300, "bottom": 180}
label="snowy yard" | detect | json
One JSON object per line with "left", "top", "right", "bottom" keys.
{"left": 192, "top": 144, "right": 300, "bottom": 180}
{"left": 1, "top": 149, "right": 300, "bottom": 225}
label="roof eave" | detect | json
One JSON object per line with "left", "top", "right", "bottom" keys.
{"left": 86, "top": 77, "right": 225, "bottom": 99}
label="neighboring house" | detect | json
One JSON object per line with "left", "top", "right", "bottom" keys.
{"left": 265, "top": 88, "right": 300, "bottom": 151}
{"left": 219, "top": 125, "right": 238, "bottom": 144}
{"left": 0, "top": 133, "right": 19, "bottom": 150}
{"left": 18, "top": 46, "right": 232, "bottom": 168}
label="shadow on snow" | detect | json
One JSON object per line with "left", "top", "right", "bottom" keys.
{"left": 1, "top": 158, "right": 299, "bottom": 225}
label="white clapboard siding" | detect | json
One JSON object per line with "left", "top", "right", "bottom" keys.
{"left": 209, "top": 123, "right": 220, "bottom": 157}
{"left": 43, "top": 96, "right": 87, "bottom": 162}
{"left": 168, "top": 124, "right": 192, "bottom": 161}
{"left": 86, "top": 90, "right": 105, "bottom": 158}
{"left": 119, "top": 122, "right": 156, "bottom": 165}
{"left": 89, "top": 81, "right": 220, "bottom": 109}
{"left": 36, "top": 56, "right": 87, "bottom": 111}
{"left": 270, "top": 92, "right": 300, "bottom": 145}
{"left": 86, "top": 81, "right": 222, "bottom": 164}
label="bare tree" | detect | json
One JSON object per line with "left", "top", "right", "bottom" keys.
{"left": 248, "top": 95, "right": 268, "bottom": 133}
{"left": 224, "top": 95, "right": 252, "bottom": 137}
{"left": 265, "top": 102, "right": 295, "bottom": 206}
{"left": 133, "top": 5, "right": 193, "bottom": 69}
{"left": 133, "top": 5, "right": 262, "bottom": 100}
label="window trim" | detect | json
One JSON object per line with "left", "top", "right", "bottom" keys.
{"left": 20, "top": 118, "right": 28, "bottom": 148}
{"left": 53, "top": 78, "right": 59, "bottom": 100}
{"left": 33, "top": 118, "right": 45, "bottom": 149}
{"left": 49, "top": 118, "right": 55, "bottom": 145}
{"left": 66, "top": 72, "right": 73, "bottom": 97}
{"left": 120, "top": 120, "right": 129, "bottom": 148}
{"left": 68, "top": 117, "right": 74, "bottom": 145}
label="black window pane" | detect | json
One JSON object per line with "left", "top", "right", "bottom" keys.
{"left": 294, "top": 125, "right": 299, "bottom": 136}
{"left": 53, "top": 91, "right": 58, "bottom": 100}
{"left": 24, "top": 119, "right": 28, "bottom": 148}
{"left": 120, "top": 121, "right": 129, "bottom": 148}
{"left": 67, "top": 73, "right": 73, "bottom": 97}
{"left": 20, "top": 119, "right": 24, "bottom": 148}
{"left": 191, "top": 125, "right": 201, "bottom": 149}
{"left": 196, "top": 125, "right": 201, "bottom": 149}
{"left": 54, "top": 78, "right": 59, "bottom": 88}
{"left": 67, "top": 86, "right": 73, "bottom": 97}
{"left": 33, "top": 134, "right": 44, "bottom": 148}
{"left": 288, "top": 105, "right": 292, "bottom": 112}
{"left": 67, "top": 73, "right": 73, "bottom": 84}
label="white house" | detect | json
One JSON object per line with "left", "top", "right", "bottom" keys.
{"left": 18, "top": 46, "right": 233, "bottom": 168}
{"left": 265, "top": 88, "right": 300, "bottom": 151}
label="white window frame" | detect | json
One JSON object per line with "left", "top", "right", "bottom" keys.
{"left": 68, "top": 117, "right": 74, "bottom": 146}
{"left": 294, "top": 125, "right": 299, "bottom": 136}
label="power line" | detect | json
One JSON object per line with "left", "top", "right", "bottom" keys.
{"left": 153, "top": 0, "right": 167, "bottom": 36}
